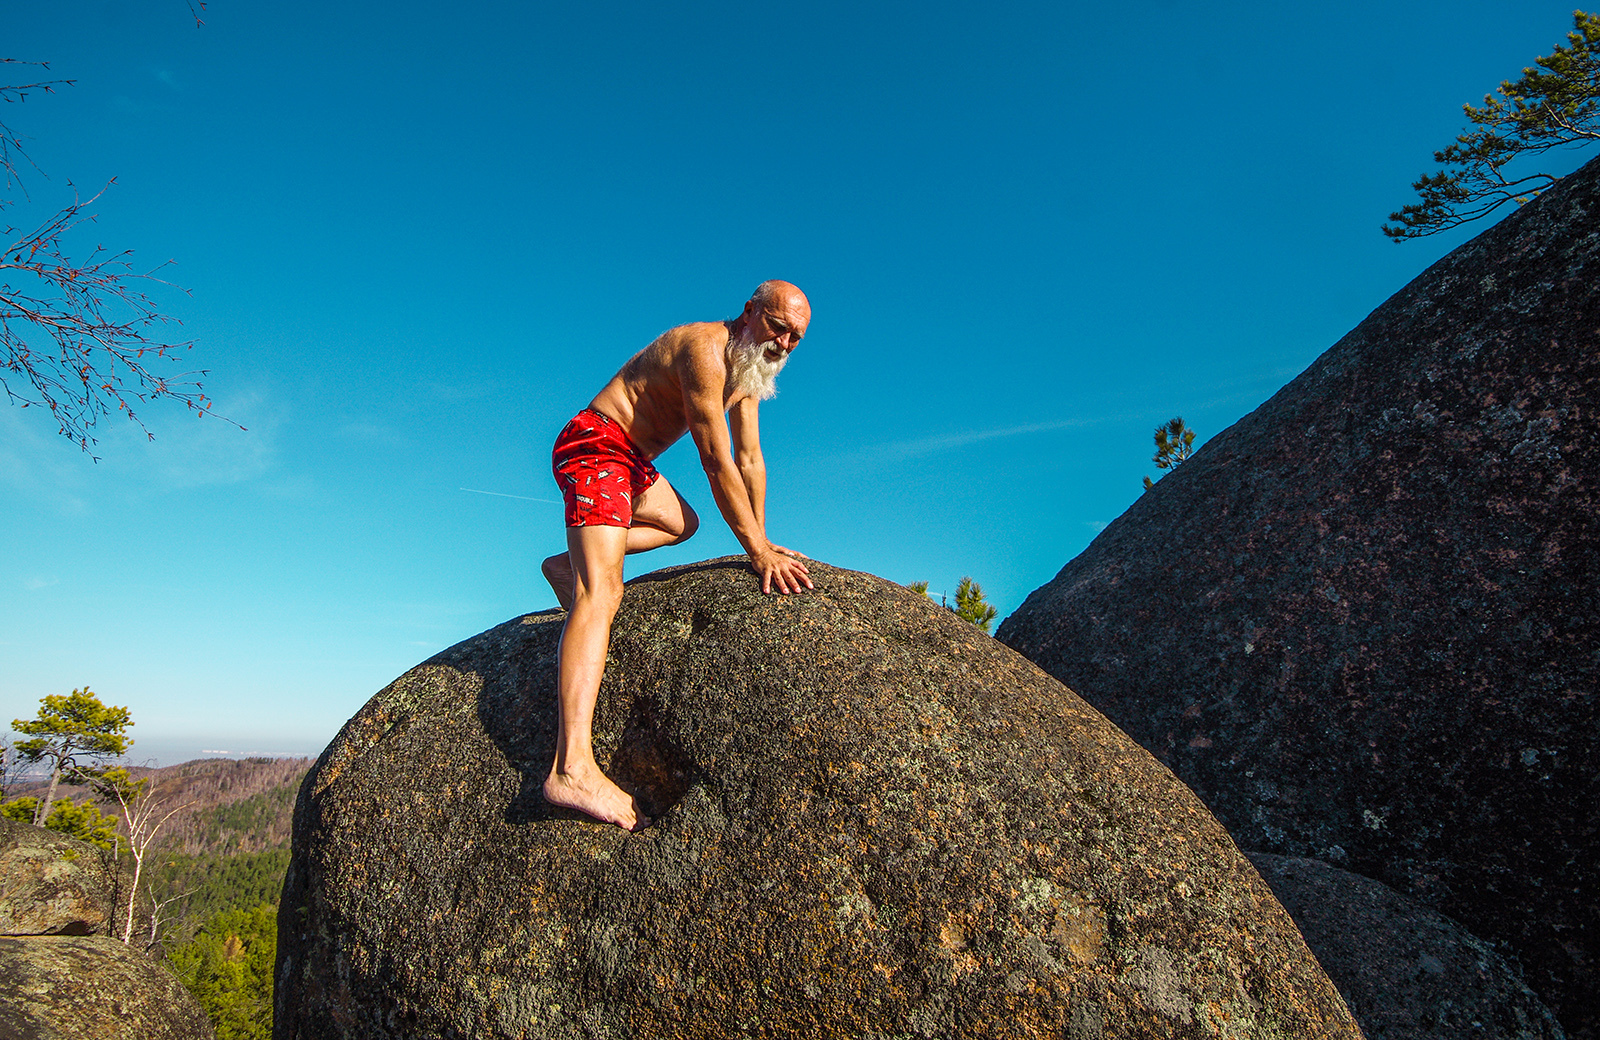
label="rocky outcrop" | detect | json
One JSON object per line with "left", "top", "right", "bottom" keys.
{"left": 0, "top": 820, "right": 214, "bottom": 1039}
{"left": 0, "top": 818, "right": 127, "bottom": 937}
{"left": 0, "top": 935, "right": 215, "bottom": 1040}
{"left": 998, "top": 154, "right": 1600, "bottom": 1035}
{"left": 277, "top": 559, "right": 1361, "bottom": 1039}
{"left": 1248, "top": 853, "right": 1565, "bottom": 1040}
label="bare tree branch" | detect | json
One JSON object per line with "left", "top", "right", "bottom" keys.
{"left": 1, "top": 46, "right": 240, "bottom": 456}
{"left": 146, "top": 887, "right": 196, "bottom": 951}
{"left": 0, "top": 59, "right": 74, "bottom": 196}
{"left": 93, "top": 768, "right": 193, "bottom": 945}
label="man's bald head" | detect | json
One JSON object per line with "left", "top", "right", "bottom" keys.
{"left": 749, "top": 279, "right": 810, "bottom": 319}
{"left": 741, "top": 280, "right": 811, "bottom": 348}
{"left": 728, "top": 280, "right": 809, "bottom": 402}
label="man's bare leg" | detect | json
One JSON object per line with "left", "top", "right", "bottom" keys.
{"left": 541, "top": 479, "right": 698, "bottom": 611}
{"left": 543, "top": 525, "right": 652, "bottom": 830}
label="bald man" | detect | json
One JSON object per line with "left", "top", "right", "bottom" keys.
{"left": 540, "top": 280, "right": 814, "bottom": 830}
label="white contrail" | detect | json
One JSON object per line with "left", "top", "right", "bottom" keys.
{"left": 874, "top": 417, "right": 1112, "bottom": 460}
{"left": 460, "top": 487, "right": 560, "bottom": 504}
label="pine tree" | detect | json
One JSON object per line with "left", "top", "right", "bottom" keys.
{"left": 1384, "top": 11, "right": 1600, "bottom": 240}
{"left": 167, "top": 905, "right": 277, "bottom": 1040}
{"left": 11, "top": 688, "right": 132, "bottom": 826}
{"left": 0, "top": 795, "right": 120, "bottom": 849}
{"left": 908, "top": 577, "right": 999, "bottom": 631}
{"left": 1143, "top": 417, "right": 1198, "bottom": 491}
{"left": 952, "top": 577, "right": 999, "bottom": 632}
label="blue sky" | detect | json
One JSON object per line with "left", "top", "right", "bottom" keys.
{"left": 3, "top": 0, "right": 1593, "bottom": 765}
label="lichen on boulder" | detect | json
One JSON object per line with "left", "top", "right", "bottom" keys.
{"left": 276, "top": 559, "right": 1360, "bottom": 1039}
{"left": 0, "top": 817, "right": 128, "bottom": 937}
{"left": 0, "top": 935, "right": 214, "bottom": 1040}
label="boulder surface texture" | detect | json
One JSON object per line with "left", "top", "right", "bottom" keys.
{"left": 1248, "top": 853, "right": 1565, "bottom": 1040}
{"left": 0, "top": 935, "right": 215, "bottom": 1040}
{"left": 0, "top": 817, "right": 126, "bottom": 937}
{"left": 0, "top": 821, "right": 214, "bottom": 1040}
{"left": 276, "top": 560, "right": 1360, "bottom": 1039}
{"left": 997, "top": 154, "right": 1600, "bottom": 1035}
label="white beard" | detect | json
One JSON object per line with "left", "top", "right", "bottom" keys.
{"left": 726, "top": 324, "right": 787, "bottom": 402}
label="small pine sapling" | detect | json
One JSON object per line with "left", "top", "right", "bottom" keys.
{"left": 1143, "top": 416, "right": 1198, "bottom": 491}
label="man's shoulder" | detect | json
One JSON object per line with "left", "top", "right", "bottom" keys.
{"left": 661, "top": 320, "right": 731, "bottom": 348}
{"left": 655, "top": 321, "right": 730, "bottom": 368}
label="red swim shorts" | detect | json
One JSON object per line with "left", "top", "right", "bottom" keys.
{"left": 550, "top": 408, "right": 660, "bottom": 528}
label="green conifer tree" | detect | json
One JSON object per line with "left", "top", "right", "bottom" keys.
{"left": 1385, "top": 11, "right": 1600, "bottom": 240}
{"left": 167, "top": 905, "right": 278, "bottom": 1040}
{"left": 908, "top": 578, "right": 999, "bottom": 631}
{"left": 11, "top": 688, "right": 132, "bottom": 826}
{"left": 1143, "top": 417, "right": 1198, "bottom": 491}
{"left": 0, "top": 795, "right": 120, "bottom": 849}
{"left": 952, "top": 577, "right": 999, "bottom": 632}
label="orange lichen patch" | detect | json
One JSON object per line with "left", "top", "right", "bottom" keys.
{"left": 1052, "top": 899, "right": 1107, "bottom": 968}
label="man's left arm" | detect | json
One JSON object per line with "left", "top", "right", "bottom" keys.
{"left": 729, "top": 398, "right": 766, "bottom": 532}
{"left": 729, "top": 398, "right": 805, "bottom": 558}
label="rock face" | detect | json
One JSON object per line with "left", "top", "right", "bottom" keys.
{"left": 276, "top": 559, "right": 1360, "bottom": 1039}
{"left": 0, "top": 821, "right": 214, "bottom": 1039}
{"left": 0, "top": 818, "right": 127, "bottom": 937}
{"left": 1248, "top": 853, "right": 1565, "bottom": 1040}
{"left": 0, "top": 935, "right": 215, "bottom": 1040}
{"left": 997, "top": 155, "right": 1600, "bottom": 1035}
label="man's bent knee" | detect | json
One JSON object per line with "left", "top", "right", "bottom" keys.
{"left": 678, "top": 504, "right": 700, "bottom": 542}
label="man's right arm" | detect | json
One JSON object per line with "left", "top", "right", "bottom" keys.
{"left": 678, "top": 331, "right": 811, "bottom": 594}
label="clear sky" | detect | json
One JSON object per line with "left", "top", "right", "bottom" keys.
{"left": 3, "top": 1, "right": 1592, "bottom": 765}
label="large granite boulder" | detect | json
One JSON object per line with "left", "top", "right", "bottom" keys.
{"left": 998, "top": 154, "right": 1600, "bottom": 1035}
{"left": 276, "top": 559, "right": 1361, "bottom": 1039}
{"left": 1248, "top": 853, "right": 1565, "bottom": 1040}
{"left": 0, "top": 818, "right": 128, "bottom": 937}
{"left": 0, "top": 935, "right": 215, "bottom": 1040}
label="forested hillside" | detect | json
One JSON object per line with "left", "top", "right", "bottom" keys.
{"left": 13, "top": 756, "right": 309, "bottom": 855}
{"left": 153, "top": 759, "right": 305, "bottom": 1039}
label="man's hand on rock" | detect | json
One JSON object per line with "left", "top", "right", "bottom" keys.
{"left": 751, "top": 546, "right": 813, "bottom": 595}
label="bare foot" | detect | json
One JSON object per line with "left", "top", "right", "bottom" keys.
{"left": 541, "top": 552, "right": 576, "bottom": 611}
{"left": 543, "top": 768, "right": 651, "bottom": 832}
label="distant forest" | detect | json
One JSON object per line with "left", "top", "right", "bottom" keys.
{"left": 16, "top": 756, "right": 308, "bottom": 855}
